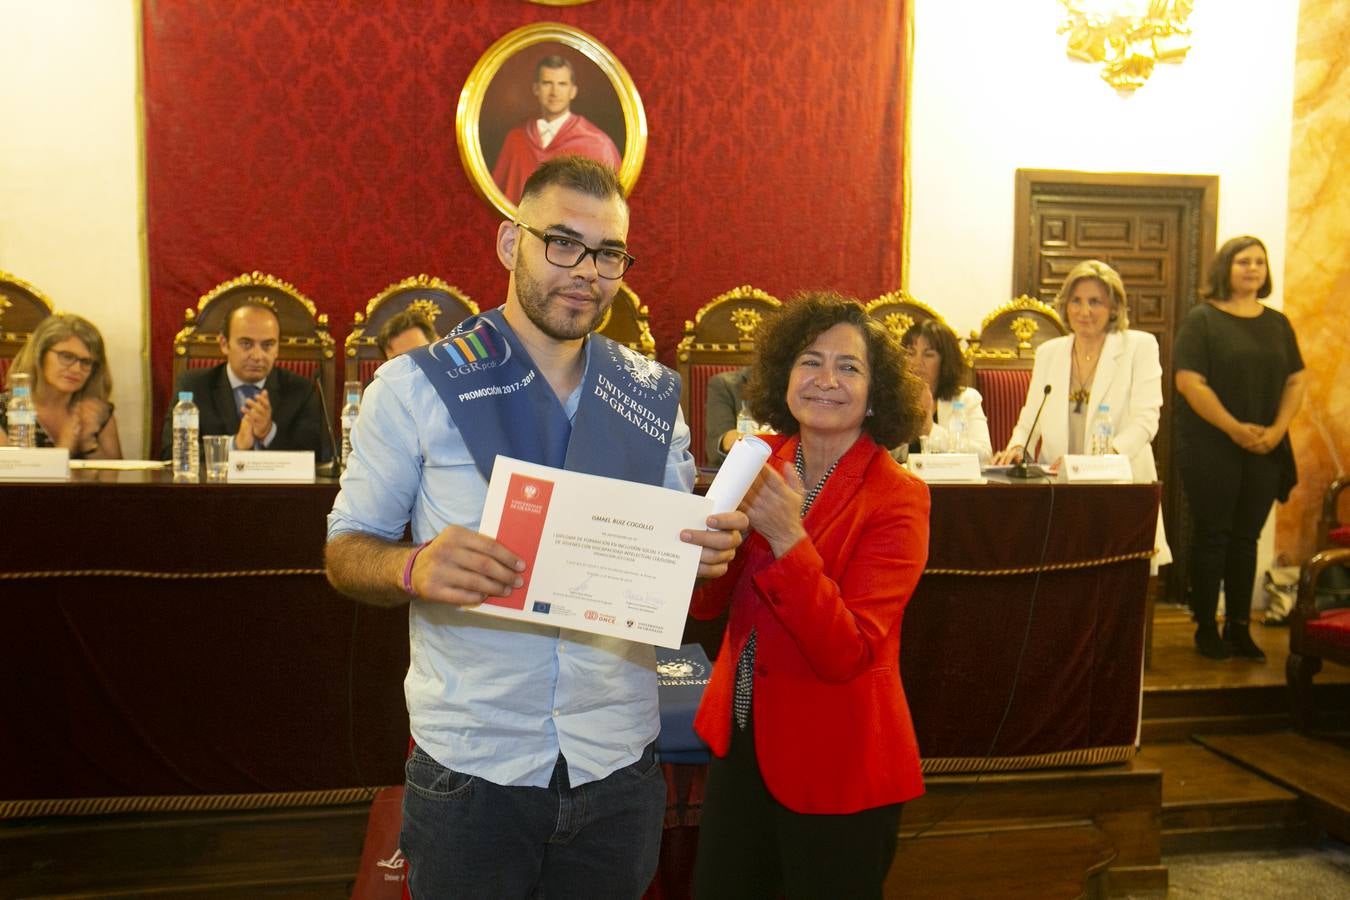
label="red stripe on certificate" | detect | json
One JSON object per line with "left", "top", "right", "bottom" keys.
{"left": 485, "top": 473, "right": 554, "bottom": 610}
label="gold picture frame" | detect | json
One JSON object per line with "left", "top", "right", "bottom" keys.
{"left": 456, "top": 22, "right": 647, "bottom": 219}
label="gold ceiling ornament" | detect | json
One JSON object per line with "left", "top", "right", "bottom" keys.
{"left": 1058, "top": 0, "right": 1194, "bottom": 93}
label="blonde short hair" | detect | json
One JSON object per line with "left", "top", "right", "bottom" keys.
{"left": 1054, "top": 260, "right": 1130, "bottom": 332}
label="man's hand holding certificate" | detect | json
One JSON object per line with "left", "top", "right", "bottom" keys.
{"left": 473, "top": 453, "right": 757, "bottom": 648}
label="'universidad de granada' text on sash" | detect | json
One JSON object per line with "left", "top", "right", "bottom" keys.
{"left": 408, "top": 308, "right": 681, "bottom": 487}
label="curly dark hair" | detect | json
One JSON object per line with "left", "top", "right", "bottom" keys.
{"left": 900, "top": 319, "right": 968, "bottom": 402}
{"left": 1202, "top": 235, "right": 1272, "bottom": 300}
{"left": 744, "top": 291, "right": 926, "bottom": 449}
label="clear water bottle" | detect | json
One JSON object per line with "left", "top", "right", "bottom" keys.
{"left": 1089, "top": 403, "right": 1115, "bottom": 455}
{"left": 736, "top": 401, "right": 756, "bottom": 436}
{"left": 340, "top": 381, "right": 361, "bottom": 471}
{"left": 171, "top": 391, "right": 200, "bottom": 481}
{"left": 949, "top": 399, "right": 969, "bottom": 454}
{"left": 6, "top": 373, "right": 37, "bottom": 448}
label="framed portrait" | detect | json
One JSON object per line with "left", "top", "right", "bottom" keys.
{"left": 456, "top": 22, "right": 647, "bottom": 219}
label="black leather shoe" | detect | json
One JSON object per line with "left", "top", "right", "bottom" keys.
{"left": 1224, "top": 622, "right": 1267, "bottom": 661}
{"left": 1195, "top": 625, "right": 1232, "bottom": 660}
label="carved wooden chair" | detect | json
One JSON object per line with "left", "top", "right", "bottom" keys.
{"left": 172, "top": 271, "right": 336, "bottom": 419}
{"left": 676, "top": 285, "right": 781, "bottom": 468}
{"left": 1286, "top": 475, "right": 1350, "bottom": 730}
{"left": 0, "top": 270, "right": 55, "bottom": 384}
{"left": 863, "top": 290, "right": 946, "bottom": 345}
{"left": 595, "top": 284, "right": 657, "bottom": 359}
{"left": 1287, "top": 546, "right": 1350, "bottom": 732}
{"left": 965, "top": 295, "right": 1067, "bottom": 452}
{"left": 344, "top": 275, "right": 478, "bottom": 387}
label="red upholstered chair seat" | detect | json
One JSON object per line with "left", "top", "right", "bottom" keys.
{"left": 1288, "top": 546, "right": 1350, "bottom": 731}
{"left": 1306, "top": 607, "right": 1350, "bottom": 651}
{"left": 974, "top": 368, "right": 1032, "bottom": 454}
{"left": 1329, "top": 525, "right": 1350, "bottom": 547}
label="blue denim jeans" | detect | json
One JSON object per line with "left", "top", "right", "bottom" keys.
{"left": 400, "top": 742, "right": 665, "bottom": 899}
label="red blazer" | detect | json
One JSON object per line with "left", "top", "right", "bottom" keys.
{"left": 692, "top": 433, "right": 930, "bottom": 814}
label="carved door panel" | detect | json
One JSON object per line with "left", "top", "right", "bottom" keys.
{"left": 1015, "top": 171, "right": 1218, "bottom": 603}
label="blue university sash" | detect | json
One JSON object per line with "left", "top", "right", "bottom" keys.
{"left": 409, "top": 308, "right": 681, "bottom": 487}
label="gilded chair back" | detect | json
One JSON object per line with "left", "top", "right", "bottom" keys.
{"left": 864, "top": 290, "right": 946, "bottom": 345}
{"left": 344, "top": 275, "right": 478, "bottom": 387}
{"left": 965, "top": 295, "right": 1067, "bottom": 452}
{"left": 172, "top": 271, "right": 336, "bottom": 411}
{"left": 676, "top": 285, "right": 781, "bottom": 468}
{"left": 595, "top": 284, "right": 656, "bottom": 359}
{"left": 0, "top": 271, "right": 55, "bottom": 384}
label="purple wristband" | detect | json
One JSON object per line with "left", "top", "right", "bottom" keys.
{"left": 402, "top": 541, "right": 431, "bottom": 597}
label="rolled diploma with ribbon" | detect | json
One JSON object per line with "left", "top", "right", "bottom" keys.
{"left": 704, "top": 435, "right": 772, "bottom": 514}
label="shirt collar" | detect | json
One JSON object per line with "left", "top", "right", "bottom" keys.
{"left": 537, "top": 111, "right": 571, "bottom": 142}
{"left": 226, "top": 367, "right": 267, "bottom": 391}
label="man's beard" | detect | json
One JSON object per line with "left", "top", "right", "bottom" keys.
{"left": 513, "top": 258, "right": 611, "bottom": 341}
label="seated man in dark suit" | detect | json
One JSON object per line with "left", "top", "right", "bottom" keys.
{"left": 704, "top": 366, "right": 751, "bottom": 468}
{"left": 161, "top": 299, "right": 332, "bottom": 461}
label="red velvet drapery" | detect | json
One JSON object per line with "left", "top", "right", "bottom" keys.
{"left": 143, "top": 0, "right": 910, "bottom": 447}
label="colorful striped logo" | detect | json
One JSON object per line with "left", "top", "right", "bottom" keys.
{"left": 432, "top": 321, "right": 508, "bottom": 368}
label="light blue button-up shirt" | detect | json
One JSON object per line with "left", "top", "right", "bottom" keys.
{"left": 327, "top": 349, "right": 695, "bottom": 788}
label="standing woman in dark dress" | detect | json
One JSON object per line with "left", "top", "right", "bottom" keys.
{"left": 1174, "top": 236, "right": 1304, "bottom": 661}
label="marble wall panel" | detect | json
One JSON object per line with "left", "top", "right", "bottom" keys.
{"left": 1277, "top": 0, "right": 1350, "bottom": 560}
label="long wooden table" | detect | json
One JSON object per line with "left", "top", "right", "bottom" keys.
{"left": 0, "top": 471, "right": 1158, "bottom": 815}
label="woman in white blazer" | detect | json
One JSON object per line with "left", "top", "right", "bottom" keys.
{"left": 901, "top": 319, "right": 993, "bottom": 462}
{"left": 994, "top": 260, "right": 1171, "bottom": 568}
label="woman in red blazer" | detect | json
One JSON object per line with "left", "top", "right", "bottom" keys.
{"left": 692, "top": 294, "right": 931, "bottom": 899}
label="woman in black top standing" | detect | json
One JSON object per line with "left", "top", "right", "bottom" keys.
{"left": 1174, "top": 236, "right": 1305, "bottom": 661}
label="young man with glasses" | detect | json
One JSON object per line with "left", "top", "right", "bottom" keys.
{"left": 326, "top": 155, "right": 747, "bottom": 898}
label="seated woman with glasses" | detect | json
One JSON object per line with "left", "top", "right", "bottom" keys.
{"left": 0, "top": 313, "right": 123, "bottom": 459}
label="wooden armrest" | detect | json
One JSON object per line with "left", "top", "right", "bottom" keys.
{"left": 1295, "top": 547, "right": 1350, "bottom": 623}
{"left": 1320, "top": 476, "right": 1350, "bottom": 544}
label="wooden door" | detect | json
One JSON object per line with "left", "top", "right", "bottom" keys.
{"left": 1014, "top": 170, "right": 1218, "bottom": 603}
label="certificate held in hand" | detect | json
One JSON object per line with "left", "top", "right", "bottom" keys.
{"left": 475, "top": 452, "right": 766, "bottom": 648}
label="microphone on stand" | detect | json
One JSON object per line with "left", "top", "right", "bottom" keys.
{"left": 311, "top": 369, "right": 340, "bottom": 477}
{"left": 1008, "top": 384, "right": 1052, "bottom": 480}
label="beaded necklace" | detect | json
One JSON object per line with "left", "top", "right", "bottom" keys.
{"left": 794, "top": 441, "right": 841, "bottom": 517}
{"left": 1069, "top": 341, "right": 1101, "bottom": 414}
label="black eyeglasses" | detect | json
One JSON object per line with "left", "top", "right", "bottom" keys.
{"left": 516, "top": 222, "right": 635, "bottom": 280}
{"left": 51, "top": 349, "right": 97, "bottom": 371}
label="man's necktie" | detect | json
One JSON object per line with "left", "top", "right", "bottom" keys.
{"left": 234, "top": 384, "right": 261, "bottom": 415}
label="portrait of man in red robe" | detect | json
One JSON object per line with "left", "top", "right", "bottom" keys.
{"left": 491, "top": 54, "right": 623, "bottom": 205}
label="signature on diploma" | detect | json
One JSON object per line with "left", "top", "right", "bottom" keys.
{"left": 624, "top": 589, "right": 661, "bottom": 611}
{"left": 570, "top": 572, "right": 596, "bottom": 594}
